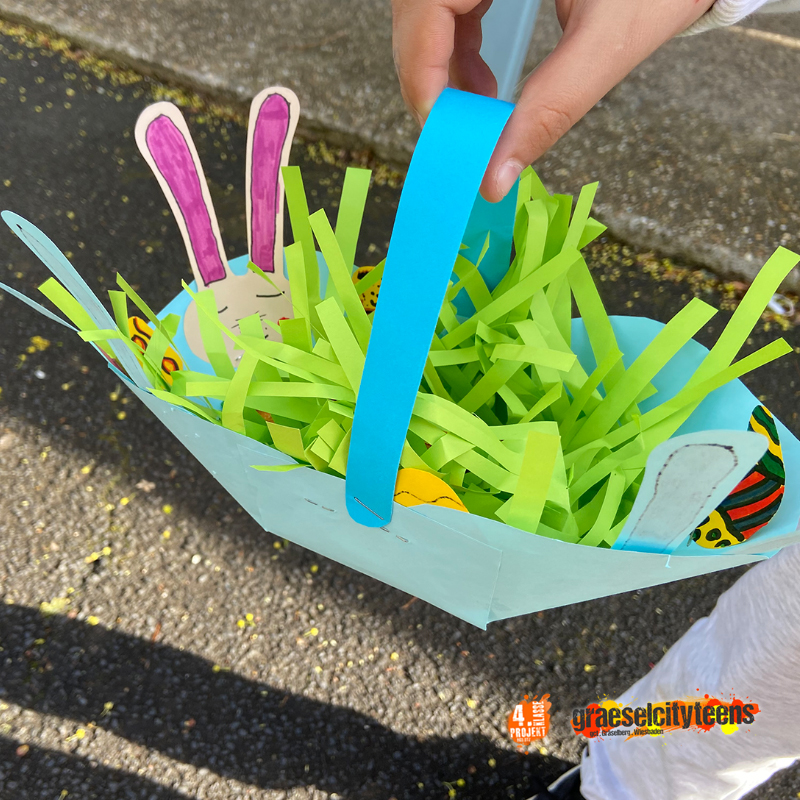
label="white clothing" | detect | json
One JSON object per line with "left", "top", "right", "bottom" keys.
{"left": 581, "top": 543, "right": 800, "bottom": 800}
{"left": 687, "top": 0, "right": 800, "bottom": 34}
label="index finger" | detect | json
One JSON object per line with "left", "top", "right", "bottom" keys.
{"left": 392, "top": 0, "right": 485, "bottom": 123}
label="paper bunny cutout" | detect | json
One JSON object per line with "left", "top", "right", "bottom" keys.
{"left": 135, "top": 87, "right": 299, "bottom": 364}
{"left": 612, "top": 429, "right": 770, "bottom": 554}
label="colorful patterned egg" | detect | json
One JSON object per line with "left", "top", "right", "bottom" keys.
{"left": 352, "top": 265, "right": 381, "bottom": 313}
{"left": 691, "top": 405, "right": 785, "bottom": 548}
{"left": 128, "top": 316, "right": 184, "bottom": 386}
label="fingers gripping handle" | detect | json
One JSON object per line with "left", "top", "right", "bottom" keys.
{"left": 345, "top": 89, "right": 514, "bottom": 527}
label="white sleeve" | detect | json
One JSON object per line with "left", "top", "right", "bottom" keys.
{"left": 685, "top": 0, "right": 800, "bottom": 34}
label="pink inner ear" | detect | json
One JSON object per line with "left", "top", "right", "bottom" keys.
{"left": 251, "top": 94, "right": 291, "bottom": 273}
{"left": 146, "top": 115, "right": 226, "bottom": 285}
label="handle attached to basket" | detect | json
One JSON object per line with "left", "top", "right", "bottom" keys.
{"left": 346, "top": 88, "right": 514, "bottom": 527}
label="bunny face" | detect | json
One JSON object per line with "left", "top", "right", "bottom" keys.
{"left": 182, "top": 268, "right": 287, "bottom": 364}
{"left": 135, "top": 88, "right": 299, "bottom": 366}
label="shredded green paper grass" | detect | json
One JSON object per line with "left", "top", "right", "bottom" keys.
{"left": 41, "top": 165, "right": 794, "bottom": 547}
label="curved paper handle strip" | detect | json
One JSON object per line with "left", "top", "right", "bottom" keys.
{"left": 346, "top": 89, "right": 514, "bottom": 527}
{"left": 247, "top": 87, "right": 299, "bottom": 273}
{"left": 135, "top": 103, "right": 229, "bottom": 287}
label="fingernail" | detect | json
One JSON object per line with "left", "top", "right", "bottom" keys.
{"left": 495, "top": 160, "right": 523, "bottom": 200}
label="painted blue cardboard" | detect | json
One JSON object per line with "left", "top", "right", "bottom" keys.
{"left": 571, "top": 317, "right": 800, "bottom": 556}
{"left": 4, "top": 87, "right": 800, "bottom": 627}
{"left": 4, "top": 226, "right": 799, "bottom": 627}
{"left": 611, "top": 430, "right": 769, "bottom": 554}
{"left": 122, "top": 350, "right": 767, "bottom": 630}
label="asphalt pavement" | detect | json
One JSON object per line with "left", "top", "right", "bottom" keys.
{"left": 1, "top": 19, "right": 800, "bottom": 800}
{"left": 2, "top": 0, "right": 800, "bottom": 291}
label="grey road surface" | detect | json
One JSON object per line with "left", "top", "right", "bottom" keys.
{"left": 1, "top": 21, "right": 800, "bottom": 800}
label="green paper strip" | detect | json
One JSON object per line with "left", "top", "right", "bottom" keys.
{"left": 316, "top": 297, "right": 365, "bottom": 392}
{"left": 317, "top": 419, "right": 346, "bottom": 451}
{"left": 598, "top": 337, "right": 792, "bottom": 455}
{"left": 567, "top": 256, "right": 625, "bottom": 393}
{"left": 423, "top": 432, "right": 474, "bottom": 471}
{"left": 284, "top": 242, "right": 310, "bottom": 325}
{"left": 543, "top": 194, "right": 571, "bottom": 262}
{"left": 476, "top": 322, "right": 516, "bottom": 345}
{"left": 439, "top": 293, "right": 460, "bottom": 333}
{"left": 188, "top": 287, "right": 235, "bottom": 379}
{"left": 251, "top": 463, "right": 307, "bottom": 472}
{"left": 148, "top": 389, "right": 219, "bottom": 424}
{"left": 282, "top": 166, "right": 321, "bottom": 306}
{"left": 335, "top": 167, "right": 372, "bottom": 270}
{"left": 456, "top": 449, "right": 517, "bottom": 493}
{"left": 329, "top": 428, "right": 351, "bottom": 475}
{"left": 38, "top": 278, "right": 114, "bottom": 356}
{"left": 516, "top": 168, "right": 532, "bottom": 214}
{"left": 569, "top": 437, "right": 645, "bottom": 503}
{"left": 459, "top": 360, "right": 523, "bottom": 414}
{"left": 693, "top": 247, "right": 799, "bottom": 382}
{"left": 237, "top": 315, "right": 283, "bottom": 382}
{"left": 280, "top": 316, "right": 313, "bottom": 353}
{"left": 423, "top": 358, "right": 453, "bottom": 400}
{"left": 561, "top": 347, "right": 623, "bottom": 443}
{"left": 267, "top": 421, "right": 306, "bottom": 461}
{"left": 161, "top": 313, "right": 181, "bottom": 342}
{"left": 563, "top": 182, "right": 599, "bottom": 251}
{"left": 519, "top": 200, "right": 548, "bottom": 279}
{"left": 353, "top": 259, "right": 385, "bottom": 295}
{"left": 235, "top": 335, "right": 347, "bottom": 385}
{"left": 578, "top": 218, "right": 608, "bottom": 250}
{"left": 496, "top": 430, "right": 560, "bottom": 532}
{"left": 497, "top": 383, "right": 529, "bottom": 419}
{"left": 116, "top": 273, "right": 185, "bottom": 354}
{"left": 222, "top": 352, "right": 259, "bottom": 435}
{"left": 450, "top": 254, "right": 493, "bottom": 311}
{"left": 115, "top": 273, "right": 160, "bottom": 328}
{"left": 580, "top": 470, "right": 627, "bottom": 547}
{"left": 141, "top": 324, "right": 171, "bottom": 378}
{"left": 491, "top": 343, "right": 576, "bottom": 372}
{"left": 248, "top": 382, "right": 355, "bottom": 402}
{"left": 570, "top": 297, "right": 717, "bottom": 450}
{"left": 309, "top": 209, "right": 372, "bottom": 353}
{"left": 442, "top": 247, "right": 581, "bottom": 349}
{"left": 639, "top": 338, "right": 793, "bottom": 449}
{"left": 78, "top": 328, "right": 122, "bottom": 343}
{"left": 413, "top": 393, "right": 520, "bottom": 473}
{"left": 108, "top": 290, "right": 128, "bottom": 333}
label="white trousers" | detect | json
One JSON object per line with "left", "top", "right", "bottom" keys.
{"left": 581, "top": 543, "right": 800, "bottom": 800}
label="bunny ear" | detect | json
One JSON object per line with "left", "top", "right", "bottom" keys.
{"left": 246, "top": 87, "right": 300, "bottom": 273}
{"left": 135, "top": 102, "right": 230, "bottom": 289}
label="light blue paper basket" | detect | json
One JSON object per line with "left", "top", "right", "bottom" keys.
{"left": 3, "top": 89, "right": 800, "bottom": 629}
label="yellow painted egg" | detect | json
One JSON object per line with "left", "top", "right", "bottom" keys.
{"left": 394, "top": 468, "right": 468, "bottom": 512}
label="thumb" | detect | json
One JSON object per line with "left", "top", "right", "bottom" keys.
{"left": 479, "top": 11, "right": 681, "bottom": 202}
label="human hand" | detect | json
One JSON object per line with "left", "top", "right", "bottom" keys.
{"left": 392, "top": 0, "right": 716, "bottom": 201}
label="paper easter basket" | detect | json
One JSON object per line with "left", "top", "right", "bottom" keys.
{"left": 4, "top": 87, "right": 800, "bottom": 629}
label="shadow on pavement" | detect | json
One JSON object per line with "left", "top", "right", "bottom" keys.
{"left": 0, "top": 603, "right": 567, "bottom": 799}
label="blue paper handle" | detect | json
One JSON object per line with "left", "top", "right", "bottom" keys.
{"left": 346, "top": 89, "right": 514, "bottom": 526}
